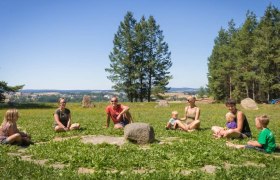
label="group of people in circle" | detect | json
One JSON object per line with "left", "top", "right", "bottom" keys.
{"left": 0, "top": 96, "right": 278, "bottom": 154}
{"left": 165, "top": 97, "right": 277, "bottom": 153}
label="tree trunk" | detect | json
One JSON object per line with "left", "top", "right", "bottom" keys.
{"left": 246, "top": 83, "right": 249, "bottom": 98}
{"left": 229, "top": 76, "right": 232, "bottom": 99}
{"left": 252, "top": 80, "right": 255, "bottom": 100}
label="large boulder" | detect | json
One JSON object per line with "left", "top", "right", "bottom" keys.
{"left": 124, "top": 123, "right": 155, "bottom": 144}
{"left": 241, "top": 98, "right": 258, "bottom": 110}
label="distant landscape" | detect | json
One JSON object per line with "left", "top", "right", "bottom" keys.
{"left": 20, "top": 87, "right": 199, "bottom": 94}
{"left": 2, "top": 87, "right": 200, "bottom": 103}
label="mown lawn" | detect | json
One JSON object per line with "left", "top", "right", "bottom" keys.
{"left": 0, "top": 102, "right": 279, "bottom": 179}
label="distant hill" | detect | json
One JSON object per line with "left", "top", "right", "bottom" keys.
{"left": 21, "top": 87, "right": 198, "bottom": 94}
{"left": 168, "top": 87, "right": 198, "bottom": 93}
{"left": 20, "top": 89, "right": 115, "bottom": 93}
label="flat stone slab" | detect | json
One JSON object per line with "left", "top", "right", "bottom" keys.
{"left": 81, "top": 135, "right": 126, "bottom": 146}
{"left": 201, "top": 165, "right": 219, "bottom": 174}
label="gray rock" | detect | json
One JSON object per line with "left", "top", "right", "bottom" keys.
{"left": 241, "top": 98, "right": 258, "bottom": 110}
{"left": 124, "top": 123, "right": 155, "bottom": 144}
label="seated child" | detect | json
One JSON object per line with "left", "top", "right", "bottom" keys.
{"left": 166, "top": 111, "right": 179, "bottom": 130}
{"left": 226, "top": 115, "right": 277, "bottom": 153}
{"left": 0, "top": 109, "right": 32, "bottom": 146}
{"left": 225, "top": 112, "right": 237, "bottom": 129}
{"left": 212, "top": 112, "right": 237, "bottom": 138}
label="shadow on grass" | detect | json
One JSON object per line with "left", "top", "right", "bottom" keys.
{"left": 199, "top": 127, "right": 211, "bottom": 131}
{"left": 0, "top": 103, "right": 55, "bottom": 109}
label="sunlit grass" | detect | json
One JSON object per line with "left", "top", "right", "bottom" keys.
{"left": 0, "top": 102, "right": 279, "bottom": 179}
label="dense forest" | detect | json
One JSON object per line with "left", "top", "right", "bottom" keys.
{"left": 208, "top": 5, "right": 280, "bottom": 102}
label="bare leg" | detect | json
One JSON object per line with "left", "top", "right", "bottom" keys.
{"left": 174, "top": 120, "right": 188, "bottom": 131}
{"left": 124, "top": 111, "right": 133, "bottom": 123}
{"left": 6, "top": 133, "right": 22, "bottom": 144}
{"left": 166, "top": 122, "right": 171, "bottom": 129}
{"left": 114, "top": 123, "right": 124, "bottom": 129}
{"left": 224, "top": 129, "right": 246, "bottom": 139}
{"left": 188, "top": 120, "right": 200, "bottom": 130}
{"left": 70, "top": 123, "right": 80, "bottom": 130}
{"left": 54, "top": 126, "right": 66, "bottom": 132}
{"left": 226, "top": 141, "right": 245, "bottom": 149}
{"left": 211, "top": 126, "right": 224, "bottom": 134}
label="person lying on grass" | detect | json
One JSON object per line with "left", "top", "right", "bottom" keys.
{"left": 105, "top": 96, "right": 133, "bottom": 129}
{"left": 226, "top": 115, "right": 277, "bottom": 153}
{"left": 211, "top": 99, "right": 252, "bottom": 139}
{"left": 0, "top": 109, "right": 32, "bottom": 145}
{"left": 53, "top": 98, "right": 80, "bottom": 132}
{"left": 165, "top": 111, "right": 179, "bottom": 130}
{"left": 174, "top": 96, "right": 200, "bottom": 132}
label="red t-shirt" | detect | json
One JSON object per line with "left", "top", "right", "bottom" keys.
{"left": 105, "top": 104, "right": 125, "bottom": 124}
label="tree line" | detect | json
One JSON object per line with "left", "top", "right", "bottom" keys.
{"left": 106, "top": 12, "right": 172, "bottom": 102}
{"left": 208, "top": 5, "right": 280, "bottom": 102}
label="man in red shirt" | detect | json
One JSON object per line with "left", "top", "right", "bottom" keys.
{"left": 105, "top": 97, "right": 133, "bottom": 129}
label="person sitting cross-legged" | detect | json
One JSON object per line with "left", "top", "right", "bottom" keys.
{"left": 105, "top": 97, "right": 133, "bottom": 129}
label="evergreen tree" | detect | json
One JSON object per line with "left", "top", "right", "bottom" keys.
{"left": 252, "top": 5, "right": 280, "bottom": 102}
{"left": 106, "top": 12, "right": 137, "bottom": 102}
{"left": 145, "top": 16, "right": 172, "bottom": 102}
{"left": 231, "top": 11, "right": 258, "bottom": 101}
{"left": 107, "top": 13, "right": 172, "bottom": 102}
{"left": 0, "top": 81, "right": 24, "bottom": 102}
{"left": 208, "top": 21, "right": 237, "bottom": 100}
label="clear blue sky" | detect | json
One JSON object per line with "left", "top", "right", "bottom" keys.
{"left": 0, "top": 1, "right": 279, "bottom": 90}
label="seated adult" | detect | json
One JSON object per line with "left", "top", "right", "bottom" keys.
{"left": 211, "top": 99, "right": 252, "bottom": 138}
{"left": 175, "top": 96, "right": 200, "bottom": 131}
{"left": 53, "top": 98, "right": 80, "bottom": 132}
{"left": 105, "top": 97, "right": 133, "bottom": 129}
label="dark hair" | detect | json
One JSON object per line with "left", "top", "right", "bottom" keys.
{"left": 225, "top": 99, "right": 236, "bottom": 106}
{"left": 58, "top": 97, "right": 66, "bottom": 104}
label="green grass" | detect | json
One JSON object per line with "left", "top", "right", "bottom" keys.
{"left": 0, "top": 102, "right": 279, "bottom": 179}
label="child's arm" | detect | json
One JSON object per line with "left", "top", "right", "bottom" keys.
{"left": 247, "top": 140, "right": 262, "bottom": 148}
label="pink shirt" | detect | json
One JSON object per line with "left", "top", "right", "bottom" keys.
{"left": 105, "top": 104, "right": 125, "bottom": 124}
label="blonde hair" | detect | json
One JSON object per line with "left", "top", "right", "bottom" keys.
{"left": 225, "top": 112, "right": 235, "bottom": 122}
{"left": 187, "top": 96, "right": 196, "bottom": 102}
{"left": 172, "top": 111, "right": 178, "bottom": 115}
{"left": 256, "top": 115, "right": 270, "bottom": 126}
{"left": 1, "top": 109, "right": 19, "bottom": 127}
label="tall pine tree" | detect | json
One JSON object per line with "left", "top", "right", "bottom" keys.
{"left": 106, "top": 12, "right": 137, "bottom": 102}
{"left": 107, "top": 12, "right": 172, "bottom": 102}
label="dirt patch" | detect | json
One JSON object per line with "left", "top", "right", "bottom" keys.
{"left": 244, "top": 161, "right": 266, "bottom": 168}
{"left": 133, "top": 168, "right": 156, "bottom": 174}
{"left": 180, "top": 169, "right": 194, "bottom": 176}
{"left": 139, "top": 145, "right": 151, "bottom": 150}
{"left": 224, "top": 161, "right": 265, "bottom": 170}
{"left": 201, "top": 165, "right": 219, "bottom": 174}
{"left": 196, "top": 98, "right": 216, "bottom": 104}
{"left": 78, "top": 167, "right": 96, "bottom": 174}
{"left": 50, "top": 163, "right": 69, "bottom": 169}
{"left": 158, "top": 137, "right": 181, "bottom": 145}
{"left": 224, "top": 163, "right": 238, "bottom": 170}
{"left": 53, "top": 136, "right": 80, "bottom": 142}
{"left": 81, "top": 135, "right": 126, "bottom": 146}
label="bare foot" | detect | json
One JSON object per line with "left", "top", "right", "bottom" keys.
{"left": 187, "top": 129, "right": 195, "bottom": 132}
{"left": 226, "top": 141, "right": 236, "bottom": 147}
{"left": 226, "top": 141, "right": 244, "bottom": 149}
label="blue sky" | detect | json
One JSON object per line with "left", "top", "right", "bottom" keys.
{"left": 0, "top": 1, "right": 279, "bottom": 90}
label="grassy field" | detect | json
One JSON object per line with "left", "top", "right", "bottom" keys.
{"left": 0, "top": 102, "right": 279, "bottom": 179}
